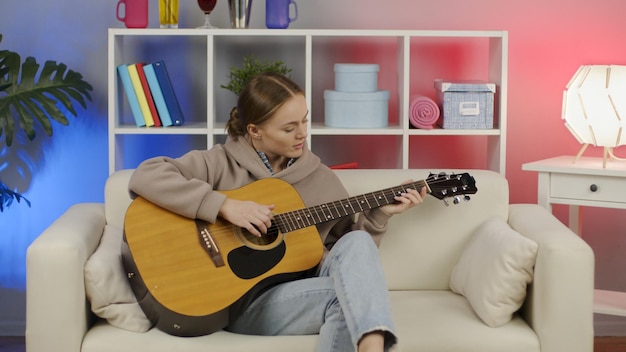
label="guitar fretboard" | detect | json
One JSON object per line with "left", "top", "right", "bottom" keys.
{"left": 273, "top": 180, "right": 427, "bottom": 233}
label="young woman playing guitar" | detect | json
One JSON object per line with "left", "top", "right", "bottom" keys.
{"left": 128, "top": 73, "right": 425, "bottom": 352}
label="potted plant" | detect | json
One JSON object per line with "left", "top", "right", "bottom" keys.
{"left": 0, "top": 34, "right": 93, "bottom": 211}
{"left": 221, "top": 55, "right": 293, "bottom": 96}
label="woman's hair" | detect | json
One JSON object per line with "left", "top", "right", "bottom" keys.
{"left": 226, "top": 72, "right": 304, "bottom": 139}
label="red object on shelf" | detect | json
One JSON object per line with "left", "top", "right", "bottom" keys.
{"left": 329, "top": 162, "right": 359, "bottom": 169}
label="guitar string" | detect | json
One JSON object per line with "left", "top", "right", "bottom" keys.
{"left": 279, "top": 175, "right": 472, "bottom": 232}
{"left": 270, "top": 175, "right": 473, "bottom": 233}
{"left": 202, "top": 175, "right": 473, "bottom": 241}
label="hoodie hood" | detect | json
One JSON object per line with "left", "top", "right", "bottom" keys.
{"left": 222, "top": 136, "right": 321, "bottom": 184}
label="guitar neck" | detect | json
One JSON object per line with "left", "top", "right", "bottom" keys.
{"left": 274, "top": 180, "right": 428, "bottom": 233}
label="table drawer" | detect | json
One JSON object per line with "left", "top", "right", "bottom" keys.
{"left": 551, "top": 173, "right": 626, "bottom": 203}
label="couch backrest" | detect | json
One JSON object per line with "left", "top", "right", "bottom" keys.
{"left": 333, "top": 169, "right": 509, "bottom": 290}
{"left": 105, "top": 168, "right": 509, "bottom": 291}
{"left": 104, "top": 169, "right": 135, "bottom": 228}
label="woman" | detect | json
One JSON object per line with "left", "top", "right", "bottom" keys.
{"left": 128, "top": 72, "right": 425, "bottom": 352}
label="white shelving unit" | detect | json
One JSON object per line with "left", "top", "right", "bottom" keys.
{"left": 108, "top": 28, "right": 508, "bottom": 175}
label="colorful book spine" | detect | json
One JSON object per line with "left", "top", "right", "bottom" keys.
{"left": 135, "top": 63, "right": 162, "bottom": 127}
{"left": 127, "top": 63, "right": 155, "bottom": 127}
{"left": 152, "top": 60, "right": 184, "bottom": 126}
{"left": 117, "top": 64, "right": 146, "bottom": 127}
{"left": 143, "top": 63, "right": 174, "bottom": 127}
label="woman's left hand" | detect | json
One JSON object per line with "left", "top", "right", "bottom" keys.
{"left": 379, "top": 180, "right": 427, "bottom": 216}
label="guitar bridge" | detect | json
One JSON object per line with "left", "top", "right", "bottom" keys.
{"left": 196, "top": 220, "right": 225, "bottom": 268}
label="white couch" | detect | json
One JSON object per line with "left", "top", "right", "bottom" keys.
{"left": 26, "top": 168, "right": 595, "bottom": 352}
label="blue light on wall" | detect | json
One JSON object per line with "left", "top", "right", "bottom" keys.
{"left": 0, "top": 107, "right": 108, "bottom": 289}
{"left": 0, "top": 0, "right": 115, "bottom": 299}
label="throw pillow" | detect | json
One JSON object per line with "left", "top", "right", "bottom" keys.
{"left": 449, "top": 217, "right": 539, "bottom": 327}
{"left": 84, "top": 224, "right": 152, "bottom": 332}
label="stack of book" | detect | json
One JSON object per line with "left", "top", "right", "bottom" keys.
{"left": 117, "top": 60, "right": 184, "bottom": 127}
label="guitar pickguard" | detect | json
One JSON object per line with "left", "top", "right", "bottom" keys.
{"left": 227, "top": 242, "right": 286, "bottom": 279}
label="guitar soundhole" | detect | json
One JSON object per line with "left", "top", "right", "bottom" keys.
{"left": 236, "top": 224, "right": 283, "bottom": 250}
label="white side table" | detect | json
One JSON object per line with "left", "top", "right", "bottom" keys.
{"left": 523, "top": 155, "right": 626, "bottom": 317}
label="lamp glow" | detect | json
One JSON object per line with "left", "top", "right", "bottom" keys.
{"left": 562, "top": 65, "right": 626, "bottom": 167}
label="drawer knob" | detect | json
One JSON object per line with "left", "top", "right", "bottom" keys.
{"left": 590, "top": 184, "right": 598, "bottom": 192}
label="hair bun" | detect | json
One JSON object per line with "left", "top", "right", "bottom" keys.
{"left": 226, "top": 106, "right": 245, "bottom": 138}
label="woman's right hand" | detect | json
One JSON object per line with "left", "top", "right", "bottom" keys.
{"left": 218, "top": 198, "right": 275, "bottom": 237}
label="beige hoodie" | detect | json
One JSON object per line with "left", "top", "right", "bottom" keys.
{"left": 128, "top": 137, "right": 392, "bottom": 250}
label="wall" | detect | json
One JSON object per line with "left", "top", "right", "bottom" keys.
{"left": 1, "top": 0, "right": 625, "bottom": 336}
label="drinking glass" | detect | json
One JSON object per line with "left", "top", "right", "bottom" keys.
{"left": 197, "top": 0, "right": 218, "bottom": 28}
{"left": 159, "top": 0, "right": 179, "bottom": 28}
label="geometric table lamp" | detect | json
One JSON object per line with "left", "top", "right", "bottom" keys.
{"left": 562, "top": 65, "right": 626, "bottom": 167}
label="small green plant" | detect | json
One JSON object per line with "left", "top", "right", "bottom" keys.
{"left": 221, "top": 55, "right": 292, "bottom": 96}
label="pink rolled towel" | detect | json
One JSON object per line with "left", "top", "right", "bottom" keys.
{"left": 409, "top": 95, "right": 440, "bottom": 129}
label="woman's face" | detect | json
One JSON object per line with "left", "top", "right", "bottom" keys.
{"left": 249, "top": 94, "right": 309, "bottom": 162}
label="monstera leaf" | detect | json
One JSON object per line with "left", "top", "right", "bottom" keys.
{"left": 0, "top": 34, "right": 93, "bottom": 212}
{"left": 0, "top": 34, "right": 93, "bottom": 146}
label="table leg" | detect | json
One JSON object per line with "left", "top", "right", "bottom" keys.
{"left": 568, "top": 205, "right": 581, "bottom": 236}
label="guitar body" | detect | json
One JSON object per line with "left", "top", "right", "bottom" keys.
{"left": 122, "top": 178, "right": 324, "bottom": 336}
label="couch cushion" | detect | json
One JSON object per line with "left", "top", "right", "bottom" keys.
{"left": 449, "top": 217, "right": 538, "bottom": 327}
{"left": 81, "top": 291, "right": 540, "bottom": 352}
{"left": 391, "top": 291, "right": 540, "bottom": 352}
{"left": 84, "top": 224, "right": 152, "bottom": 332}
{"left": 83, "top": 321, "right": 319, "bottom": 352}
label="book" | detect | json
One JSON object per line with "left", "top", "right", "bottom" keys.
{"left": 117, "top": 64, "right": 146, "bottom": 127}
{"left": 143, "top": 63, "right": 174, "bottom": 127}
{"left": 127, "top": 63, "right": 155, "bottom": 127}
{"left": 135, "top": 63, "right": 162, "bottom": 127}
{"left": 152, "top": 60, "right": 184, "bottom": 126}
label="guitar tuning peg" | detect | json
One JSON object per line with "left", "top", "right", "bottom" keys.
{"left": 453, "top": 196, "right": 461, "bottom": 205}
{"left": 464, "top": 195, "right": 471, "bottom": 202}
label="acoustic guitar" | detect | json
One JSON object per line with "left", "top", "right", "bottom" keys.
{"left": 122, "top": 172, "right": 477, "bottom": 336}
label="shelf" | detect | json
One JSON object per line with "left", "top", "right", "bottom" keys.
{"left": 595, "top": 289, "right": 626, "bottom": 317}
{"left": 114, "top": 122, "right": 209, "bottom": 135}
{"left": 310, "top": 124, "right": 403, "bottom": 135}
{"left": 408, "top": 128, "right": 501, "bottom": 136}
{"left": 108, "top": 28, "right": 508, "bottom": 38}
{"left": 108, "top": 28, "right": 508, "bottom": 174}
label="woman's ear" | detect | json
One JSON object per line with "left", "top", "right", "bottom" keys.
{"left": 247, "top": 124, "right": 261, "bottom": 139}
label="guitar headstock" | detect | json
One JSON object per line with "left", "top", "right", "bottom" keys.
{"left": 426, "top": 172, "right": 477, "bottom": 205}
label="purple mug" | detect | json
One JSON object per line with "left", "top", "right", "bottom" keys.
{"left": 266, "top": 0, "right": 298, "bottom": 29}
{"left": 116, "top": 0, "right": 148, "bottom": 28}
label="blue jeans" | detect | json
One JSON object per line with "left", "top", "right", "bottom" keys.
{"left": 226, "top": 230, "right": 397, "bottom": 352}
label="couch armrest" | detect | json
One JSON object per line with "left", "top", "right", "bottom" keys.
{"left": 508, "top": 204, "right": 595, "bottom": 352}
{"left": 26, "top": 203, "right": 106, "bottom": 352}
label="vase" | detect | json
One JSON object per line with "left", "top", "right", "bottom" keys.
{"left": 228, "top": 0, "right": 253, "bottom": 28}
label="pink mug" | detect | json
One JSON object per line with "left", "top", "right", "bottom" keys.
{"left": 116, "top": 0, "right": 148, "bottom": 28}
